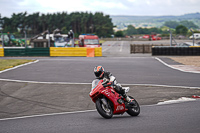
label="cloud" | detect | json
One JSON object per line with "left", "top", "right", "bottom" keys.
{"left": 0, "top": 0, "right": 199, "bottom": 17}
{"left": 90, "top": 1, "right": 127, "bottom": 9}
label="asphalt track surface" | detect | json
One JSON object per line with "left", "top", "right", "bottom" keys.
{"left": 0, "top": 41, "right": 200, "bottom": 133}
{"left": 0, "top": 57, "right": 200, "bottom": 87}
{"left": 1, "top": 101, "right": 200, "bottom": 133}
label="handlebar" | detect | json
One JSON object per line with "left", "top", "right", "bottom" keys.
{"left": 102, "top": 84, "right": 109, "bottom": 87}
{"left": 102, "top": 81, "right": 115, "bottom": 88}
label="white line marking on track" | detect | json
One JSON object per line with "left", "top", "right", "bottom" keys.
{"left": 120, "top": 41, "right": 123, "bottom": 52}
{"left": 122, "top": 83, "right": 200, "bottom": 89}
{"left": 0, "top": 60, "right": 39, "bottom": 74}
{"left": 0, "top": 78, "right": 91, "bottom": 84}
{"left": 102, "top": 41, "right": 116, "bottom": 52}
{"left": 143, "top": 99, "right": 198, "bottom": 107}
{"left": 0, "top": 110, "right": 96, "bottom": 121}
{"left": 0, "top": 78, "right": 199, "bottom": 89}
{"left": 1, "top": 99, "right": 198, "bottom": 121}
{"left": 157, "top": 97, "right": 196, "bottom": 105}
{"left": 155, "top": 57, "right": 200, "bottom": 74}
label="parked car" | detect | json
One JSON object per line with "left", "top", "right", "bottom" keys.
{"left": 176, "top": 42, "right": 200, "bottom": 47}
{"left": 189, "top": 33, "right": 200, "bottom": 40}
{"left": 142, "top": 35, "right": 162, "bottom": 41}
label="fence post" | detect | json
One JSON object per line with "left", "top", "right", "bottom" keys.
{"left": 143, "top": 44, "right": 144, "bottom": 54}
{"left": 130, "top": 44, "right": 132, "bottom": 54}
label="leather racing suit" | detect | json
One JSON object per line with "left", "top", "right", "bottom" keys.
{"left": 98, "top": 71, "right": 127, "bottom": 99}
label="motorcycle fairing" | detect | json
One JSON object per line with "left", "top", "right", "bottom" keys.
{"left": 101, "top": 87, "right": 126, "bottom": 114}
{"left": 90, "top": 79, "right": 127, "bottom": 114}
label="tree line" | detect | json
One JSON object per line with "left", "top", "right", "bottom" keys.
{"left": 116, "top": 25, "right": 165, "bottom": 37}
{"left": 117, "top": 20, "right": 199, "bottom": 37}
{"left": 123, "top": 25, "right": 163, "bottom": 36}
{"left": 163, "top": 20, "right": 199, "bottom": 29}
{"left": 0, "top": 12, "right": 114, "bottom": 37}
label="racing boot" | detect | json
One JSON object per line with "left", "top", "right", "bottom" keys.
{"left": 122, "top": 92, "right": 135, "bottom": 105}
{"left": 116, "top": 85, "right": 135, "bottom": 105}
{"left": 124, "top": 95, "right": 135, "bottom": 105}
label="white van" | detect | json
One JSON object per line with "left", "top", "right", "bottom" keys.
{"left": 189, "top": 33, "right": 200, "bottom": 40}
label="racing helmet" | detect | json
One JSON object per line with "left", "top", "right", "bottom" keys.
{"left": 94, "top": 66, "right": 104, "bottom": 78}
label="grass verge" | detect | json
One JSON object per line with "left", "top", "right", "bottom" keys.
{"left": 100, "top": 40, "right": 106, "bottom": 44}
{"left": 0, "top": 59, "right": 35, "bottom": 71}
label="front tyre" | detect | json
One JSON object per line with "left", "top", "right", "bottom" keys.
{"left": 96, "top": 98, "right": 113, "bottom": 119}
{"left": 126, "top": 96, "right": 140, "bottom": 116}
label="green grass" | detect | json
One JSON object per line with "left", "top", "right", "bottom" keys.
{"left": 99, "top": 40, "right": 106, "bottom": 44}
{"left": 0, "top": 59, "right": 35, "bottom": 71}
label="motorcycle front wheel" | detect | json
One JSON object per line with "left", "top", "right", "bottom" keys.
{"left": 126, "top": 96, "right": 140, "bottom": 116}
{"left": 96, "top": 98, "right": 113, "bottom": 119}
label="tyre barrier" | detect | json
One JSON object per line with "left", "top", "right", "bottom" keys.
{"left": 130, "top": 44, "right": 169, "bottom": 54}
{"left": 152, "top": 46, "right": 200, "bottom": 56}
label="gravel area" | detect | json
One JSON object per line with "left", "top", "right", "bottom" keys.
{"left": 170, "top": 56, "right": 200, "bottom": 67}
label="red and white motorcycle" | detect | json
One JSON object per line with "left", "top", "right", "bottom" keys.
{"left": 89, "top": 79, "right": 140, "bottom": 119}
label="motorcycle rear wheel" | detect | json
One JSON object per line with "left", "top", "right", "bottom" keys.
{"left": 96, "top": 98, "right": 113, "bottom": 119}
{"left": 126, "top": 96, "right": 140, "bottom": 116}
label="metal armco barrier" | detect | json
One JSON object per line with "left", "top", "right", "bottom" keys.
{"left": 4, "top": 48, "right": 50, "bottom": 56}
{"left": 152, "top": 46, "right": 200, "bottom": 56}
{"left": 0, "top": 48, "right": 4, "bottom": 57}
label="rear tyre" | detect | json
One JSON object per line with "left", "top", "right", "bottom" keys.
{"left": 96, "top": 98, "right": 113, "bottom": 119}
{"left": 126, "top": 96, "right": 140, "bottom": 116}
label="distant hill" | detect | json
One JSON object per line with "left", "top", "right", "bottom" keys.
{"left": 110, "top": 13, "right": 200, "bottom": 29}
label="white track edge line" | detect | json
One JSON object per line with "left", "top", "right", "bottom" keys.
{"left": 155, "top": 57, "right": 200, "bottom": 74}
{"left": 0, "top": 109, "right": 96, "bottom": 121}
{"left": 144, "top": 99, "right": 197, "bottom": 107}
{"left": 0, "top": 78, "right": 91, "bottom": 85}
{"left": 102, "top": 41, "right": 116, "bottom": 52}
{"left": 1, "top": 99, "right": 199, "bottom": 121}
{"left": 0, "top": 60, "right": 39, "bottom": 74}
{"left": 0, "top": 78, "right": 199, "bottom": 89}
{"left": 122, "top": 83, "right": 200, "bottom": 89}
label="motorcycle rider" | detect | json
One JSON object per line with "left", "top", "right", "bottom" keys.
{"left": 94, "top": 65, "right": 133, "bottom": 104}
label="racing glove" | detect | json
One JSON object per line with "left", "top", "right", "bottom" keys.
{"left": 103, "top": 81, "right": 113, "bottom": 87}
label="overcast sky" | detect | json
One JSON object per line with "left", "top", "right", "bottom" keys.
{"left": 0, "top": 0, "right": 200, "bottom": 17}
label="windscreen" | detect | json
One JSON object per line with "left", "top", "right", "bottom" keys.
{"left": 55, "top": 37, "right": 65, "bottom": 43}
{"left": 84, "top": 39, "right": 99, "bottom": 45}
{"left": 91, "top": 79, "right": 100, "bottom": 90}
